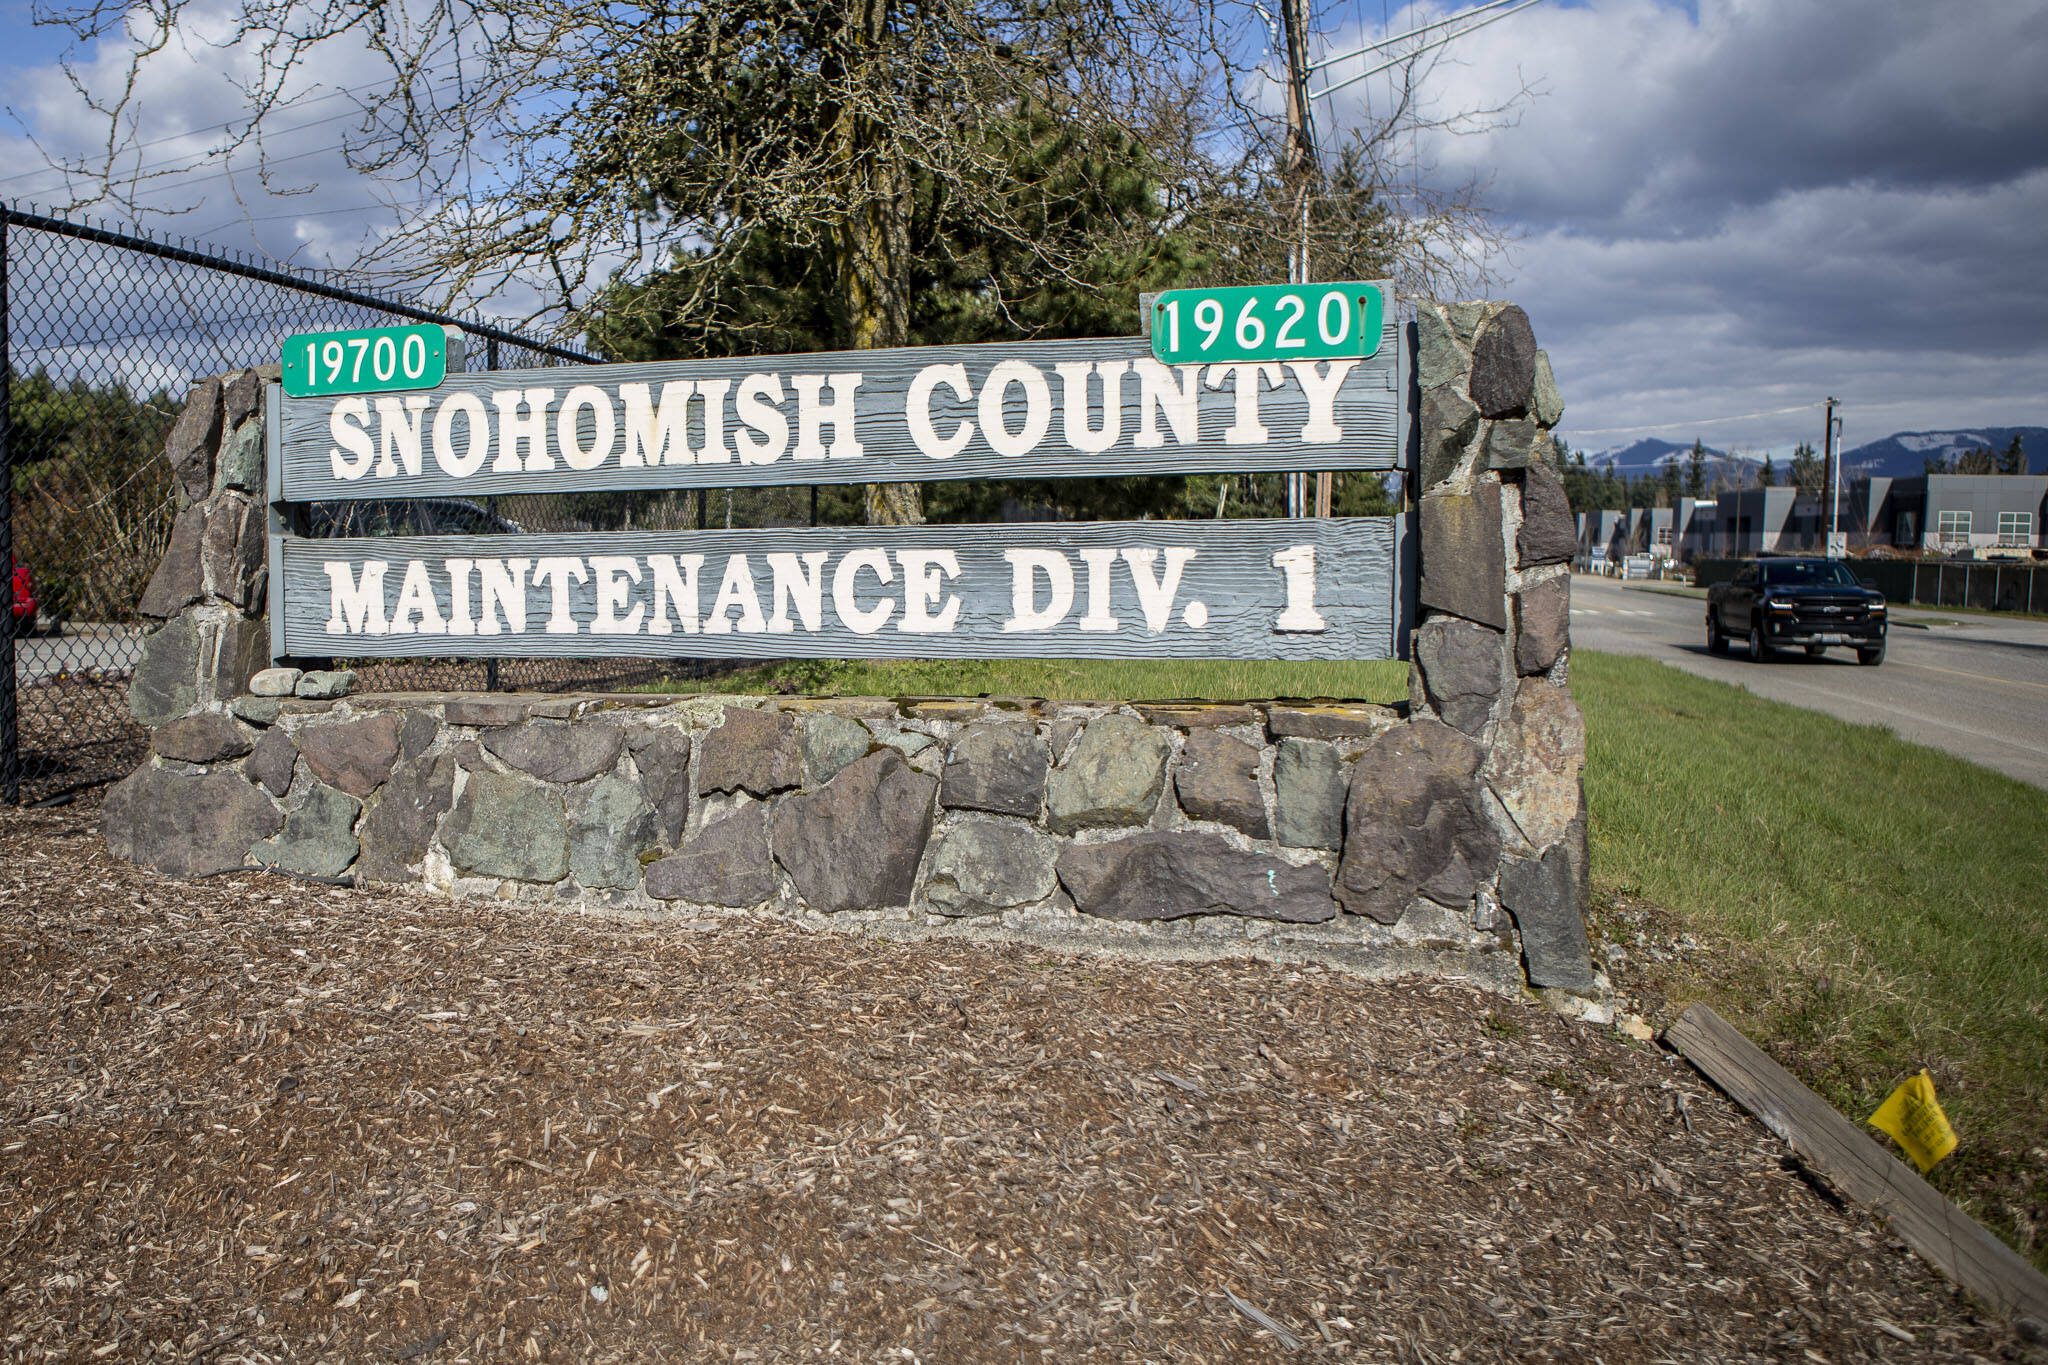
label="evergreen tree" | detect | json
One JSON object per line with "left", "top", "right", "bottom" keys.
{"left": 1659, "top": 458, "right": 1681, "bottom": 507}
{"left": 1758, "top": 454, "right": 1777, "bottom": 488}
{"left": 1788, "top": 441, "right": 1823, "bottom": 493}
{"left": 2000, "top": 435, "right": 2028, "bottom": 475}
{"left": 1685, "top": 439, "right": 1706, "bottom": 497}
{"left": 1955, "top": 445, "right": 1997, "bottom": 475}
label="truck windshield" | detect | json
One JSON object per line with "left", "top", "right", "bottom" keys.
{"left": 1762, "top": 560, "right": 1859, "bottom": 587}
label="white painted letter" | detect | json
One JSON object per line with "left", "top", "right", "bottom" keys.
{"left": 445, "top": 558, "right": 477, "bottom": 636}
{"left": 793, "top": 373, "right": 864, "bottom": 462}
{"left": 1003, "top": 549, "right": 1073, "bottom": 633}
{"left": 1287, "top": 360, "right": 1355, "bottom": 443}
{"left": 558, "top": 385, "right": 617, "bottom": 471}
{"left": 620, "top": 380, "right": 693, "bottom": 467}
{"left": 704, "top": 554, "right": 767, "bottom": 634}
{"left": 387, "top": 558, "right": 447, "bottom": 636}
{"left": 767, "top": 552, "right": 829, "bottom": 634}
{"left": 476, "top": 558, "right": 530, "bottom": 636}
{"left": 1054, "top": 360, "right": 1128, "bottom": 455}
{"left": 647, "top": 554, "right": 704, "bottom": 635}
{"left": 1078, "top": 547, "right": 1120, "bottom": 632}
{"left": 531, "top": 556, "right": 587, "bottom": 635}
{"left": 895, "top": 550, "right": 962, "bottom": 633}
{"left": 590, "top": 555, "right": 645, "bottom": 635}
{"left": 733, "top": 374, "right": 788, "bottom": 465}
{"left": 1207, "top": 363, "right": 1284, "bottom": 445}
{"left": 907, "top": 364, "right": 973, "bottom": 460}
{"left": 492, "top": 387, "right": 558, "bottom": 473}
{"left": 431, "top": 392, "right": 491, "bottom": 478}
{"left": 323, "top": 559, "right": 388, "bottom": 635}
{"left": 979, "top": 360, "right": 1052, "bottom": 459}
{"left": 1131, "top": 359, "right": 1200, "bottom": 449}
{"left": 1272, "top": 545, "right": 1327, "bottom": 632}
{"left": 328, "top": 397, "right": 375, "bottom": 480}
{"left": 1122, "top": 547, "right": 1196, "bottom": 633}
{"left": 373, "top": 395, "right": 431, "bottom": 478}
{"left": 833, "top": 549, "right": 895, "bottom": 635}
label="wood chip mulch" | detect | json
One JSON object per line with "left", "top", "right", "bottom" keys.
{"left": 0, "top": 801, "right": 2030, "bottom": 1362}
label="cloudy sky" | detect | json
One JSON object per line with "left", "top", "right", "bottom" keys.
{"left": 2, "top": 0, "right": 2043, "bottom": 455}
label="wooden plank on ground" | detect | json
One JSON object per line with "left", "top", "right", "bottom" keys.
{"left": 1664, "top": 1002, "right": 2048, "bottom": 1324}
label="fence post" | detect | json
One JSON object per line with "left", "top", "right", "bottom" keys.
{"left": 484, "top": 336, "right": 502, "bottom": 694}
{"left": 0, "top": 217, "right": 18, "bottom": 805}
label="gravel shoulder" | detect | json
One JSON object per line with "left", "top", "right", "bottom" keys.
{"left": 0, "top": 801, "right": 2028, "bottom": 1362}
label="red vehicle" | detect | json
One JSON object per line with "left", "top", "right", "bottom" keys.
{"left": 8, "top": 557, "right": 34, "bottom": 635}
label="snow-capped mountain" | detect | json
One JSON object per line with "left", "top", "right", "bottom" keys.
{"left": 1837, "top": 427, "right": 2046, "bottom": 478}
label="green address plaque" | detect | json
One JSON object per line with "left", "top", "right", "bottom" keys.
{"left": 1151, "top": 282, "right": 1385, "bottom": 367}
{"left": 281, "top": 323, "right": 451, "bottom": 398}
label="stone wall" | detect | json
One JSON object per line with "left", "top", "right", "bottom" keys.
{"left": 102, "top": 303, "right": 1596, "bottom": 995}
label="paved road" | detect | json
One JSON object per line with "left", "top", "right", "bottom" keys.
{"left": 11, "top": 625, "right": 144, "bottom": 687}
{"left": 1570, "top": 574, "right": 2048, "bottom": 791}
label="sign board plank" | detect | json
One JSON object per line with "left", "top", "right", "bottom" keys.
{"left": 279, "top": 517, "right": 1400, "bottom": 661}
{"left": 278, "top": 332, "right": 1401, "bottom": 503}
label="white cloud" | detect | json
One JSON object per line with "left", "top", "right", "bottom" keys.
{"left": 1314, "top": 0, "right": 2048, "bottom": 452}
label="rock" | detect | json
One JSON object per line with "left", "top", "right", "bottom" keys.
{"left": 1483, "top": 678, "right": 1587, "bottom": 849}
{"left": 1418, "top": 485, "right": 1507, "bottom": 629}
{"left": 216, "top": 417, "right": 266, "bottom": 495}
{"left": 1468, "top": 305, "right": 1538, "bottom": 418}
{"left": 1264, "top": 704, "right": 1398, "bottom": 742}
{"left": 165, "top": 377, "right": 223, "bottom": 504}
{"left": 207, "top": 617, "right": 269, "bottom": 705}
{"left": 1058, "top": 833, "right": 1334, "bottom": 923}
{"left": 1173, "top": 730, "right": 1269, "bottom": 838}
{"left": 483, "top": 721, "right": 623, "bottom": 784}
{"left": 1045, "top": 714, "right": 1171, "bottom": 834}
{"left": 250, "top": 667, "right": 302, "bottom": 697}
{"left": 442, "top": 770, "right": 569, "bottom": 882}
{"left": 645, "top": 804, "right": 779, "bottom": 906}
{"left": 137, "top": 505, "right": 205, "bottom": 619}
{"left": 398, "top": 710, "right": 437, "bottom": 759}
{"left": 355, "top": 752, "right": 458, "bottom": 883}
{"left": 1419, "top": 384, "right": 1482, "bottom": 489}
{"left": 294, "top": 713, "right": 402, "bottom": 797}
{"left": 924, "top": 820, "right": 1058, "bottom": 916}
{"left": 1516, "top": 575, "right": 1570, "bottom": 675}
{"left": 696, "top": 707, "right": 803, "bottom": 797}
{"left": 771, "top": 750, "right": 936, "bottom": 913}
{"left": 255, "top": 782, "right": 361, "bottom": 878}
{"left": 1333, "top": 718, "right": 1498, "bottom": 923}
{"left": 103, "top": 765, "right": 279, "bottom": 877}
{"left": 624, "top": 725, "right": 692, "bottom": 843}
{"left": 1411, "top": 617, "right": 1506, "bottom": 737}
{"left": 1416, "top": 305, "right": 1467, "bottom": 391}
{"left": 444, "top": 698, "right": 533, "bottom": 726}
{"left": 232, "top": 695, "right": 283, "bottom": 727}
{"left": 940, "top": 722, "right": 1049, "bottom": 818}
{"left": 1131, "top": 703, "right": 1257, "bottom": 729}
{"left": 199, "top": 494, "right": 265, "bottom": 611}
{"left": 244, "top": 726, "right": 298, "bottom": 796}
{"left": 1530, "top": 350, "right": 1565, "bottom": 427}
{"left": 1484, "top": 419, "right": 1543, "bottom": 471}
{"left": 1273, "top": 738, "right": 1345, "bottom": 850}
{"left": 873, "top": 729, "right": 936, "bottom": 758}
{"left": 295, "top": 669, "right": 356, "bottom": 700}
{"left": 128, "top": 616, "right": 202, "bottom": 726}
{"left": 1445, "top": 300, "right": 1487, "bottom": 343}
{"left": 1517, "top": 458, "right": 1578, "bottom": 569}
{"left": 1500, "top": 842, "right": 1595, "bottom": 991}
{"left": 801, "top": 712, "right": 873, "bottom": 785}
{"left": 151, "top": 711, "right": 254, "bottom": 764}
{"left": 568, "top": 774, "right": 661, "bottom": 890}
{"left": 221, "top": 367, "right": 264, "bottom": 430}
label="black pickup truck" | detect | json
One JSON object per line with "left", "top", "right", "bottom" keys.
{"left": 1706, "top": 557, "right": 1889, "bottom": 665}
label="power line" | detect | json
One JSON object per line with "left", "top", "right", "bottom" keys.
{"left": 1308, "top": 0, "right": 1545, "bottom": 102}
{"left": 1567, "top": 402, "right": 1826, "bottom": 438}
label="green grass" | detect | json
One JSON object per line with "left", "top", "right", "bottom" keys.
{"left": 649, "top": 649, "right": 2048, "bottom": 1267}
{"left": 654, "top": 655, "right": 1410, "bottom": 704}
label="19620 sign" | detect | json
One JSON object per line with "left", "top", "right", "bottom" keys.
{"left": 1151, "top": 283, "right": 1385, "bottom": 366}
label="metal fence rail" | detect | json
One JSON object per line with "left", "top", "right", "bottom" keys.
{"left": 0, "top": 205, "right": 648, "bottom": 804}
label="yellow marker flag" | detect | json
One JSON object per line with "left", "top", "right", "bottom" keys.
{"left": 1867, "top": 1070, "right": 1958, "bottom": 1173}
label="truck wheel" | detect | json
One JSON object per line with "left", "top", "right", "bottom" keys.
{"left": 1747, "top": 622, "right": 1773, "bottom": 662}
{"left": 1707, "top": 615, "right": 1728, "bottom": 655}
{"left": 1858, "top": 642, "right": 1885, "bottom": 667}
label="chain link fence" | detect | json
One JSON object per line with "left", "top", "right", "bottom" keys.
{"left": 0, "top": 205, "right": 745, "bottom": 805}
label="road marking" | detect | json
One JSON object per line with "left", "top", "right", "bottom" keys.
{"left": 1888, "top": 657, "right": 2048, "bottom": 696}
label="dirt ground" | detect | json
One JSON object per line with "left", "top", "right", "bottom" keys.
{"left": 0, "top": 800, "right": 2031, "bottom": 1363}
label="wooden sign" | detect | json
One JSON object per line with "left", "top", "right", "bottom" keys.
{"left": 276, "top": 518, "right": 1403, "bottom": 661}
{"left": 276, "top": 332, "right": 1403, "bottom": 503}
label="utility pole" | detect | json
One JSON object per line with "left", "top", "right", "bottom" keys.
{"left": 1277, "top": 0, "right": 1318, "bottom": 517}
